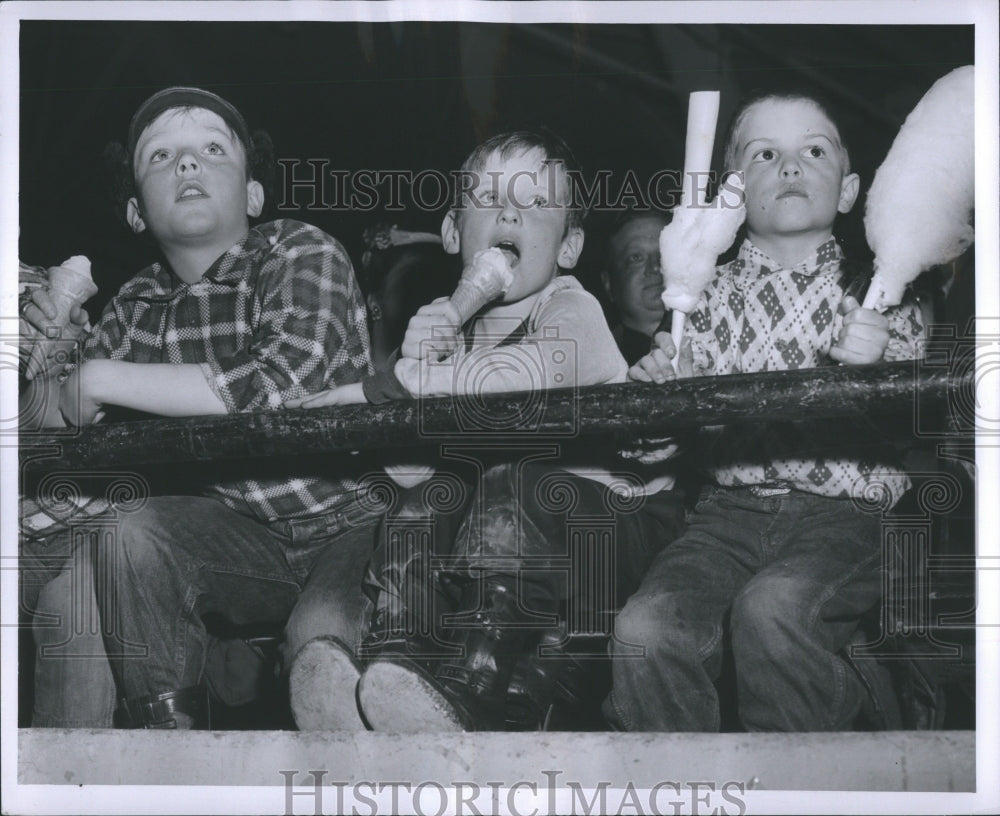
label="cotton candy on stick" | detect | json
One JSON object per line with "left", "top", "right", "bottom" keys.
{"left": 863, "top": 65, "right": 975, "bottom": 313}
{"left": 660, "top": 92, "right": 746, "bottom": 369}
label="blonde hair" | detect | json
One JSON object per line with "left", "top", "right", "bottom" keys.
{"left": 723, "top": 91, "right": 851, "bottom": 175}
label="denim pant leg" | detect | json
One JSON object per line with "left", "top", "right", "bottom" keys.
{"left": 454, "top": 461, "right": 685, "bottom": 617}
{"left": 731, "top": 494, "right": 884, "bottom": 731}
{"left": 605, "top": 488, "right": 766, "bottom": 732}
{"left": 101, "top": 496, "right": 301, "bottom": 700}
{"left": 30, "top": 540, "right": 116, "bottom": 727}
{"left": 283, "top": 511, "right": 383, "bottom": 664}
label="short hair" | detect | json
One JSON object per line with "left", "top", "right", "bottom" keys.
{"left": 454, "top": 128, "right": 586, "bottom": 233}
{"left": 722, "top": 87, "right": 852, "bottom": 174}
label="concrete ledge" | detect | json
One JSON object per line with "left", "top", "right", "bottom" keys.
{"left": 19, "top": 728, "right": 974, "bottom": 791}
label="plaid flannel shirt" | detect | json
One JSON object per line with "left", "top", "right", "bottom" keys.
{"left": 686, "top": 238, "right": 925, "bottom": 507}
{"left": 83, "top": 219, "right": 373, "bottom": 521}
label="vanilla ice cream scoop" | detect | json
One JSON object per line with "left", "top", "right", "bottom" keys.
{"left": 449, "top": 247, "right": 515, "bottom": 322}
{"left": 47, "top": 256, "right": 98, "bottom": 320}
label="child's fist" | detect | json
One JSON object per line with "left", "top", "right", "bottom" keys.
{"left": 829, "top": 295, "right": 890, "bottom": 365}
{"left": 401, "top": 298, "right": 463, "bottom": 360}
{"left": 627, "top": 332, "right": 693, "bottom": 384}
{"left": 58, "top": 362, "right": 105, "bottom": 426}
{"left": 21, "top": 288, "right": 90, "bottom": 381}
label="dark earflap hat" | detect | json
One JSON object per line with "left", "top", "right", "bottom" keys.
{"left": 127, "top": 86, "right": 252, "bottom": 159}
{"left": 104, "top": 86, "right": 274, "bottom": 227}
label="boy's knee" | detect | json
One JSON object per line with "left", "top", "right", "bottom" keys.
{"left": 613, "top": 591, "right": 694, "bottom": 656}
{"left": 612, "top": 596, "right": 657, "bottom": 651}
{"left": 732, "top": 573, "right": 811, "bottom": 642}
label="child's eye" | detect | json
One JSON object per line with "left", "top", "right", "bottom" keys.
{"left": 753, "top": 149, "right": 776, "bottom": 162}
{"left": 529, "top": 195, "right": 547, "bottom": 208}
{"left": 478, "top": 189, "right": 498, "bottom": 205}
{"left": 205, "top": 143, "right": 225, "bottom": 156}
{"left": 627, "top": 251, "right": 645, "bottom": 264}
{"left": 150, "top": 149, "right": 169, "bottom": 163}
{"left": 804, "top": 146, "right": 826, "bottom": 158}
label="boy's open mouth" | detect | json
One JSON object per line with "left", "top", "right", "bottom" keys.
{"left": 177, "top": 182, "right": 208, "bottom": 201}
{"left": 493, "top": 240, "right": 521, "bottom": 267}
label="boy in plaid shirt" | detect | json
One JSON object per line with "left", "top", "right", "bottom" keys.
{"left": 610, "top": 89, "right": 924, "bottom": 731}
{"left": 21, "top": 87, "right": 379, "bottom": 728}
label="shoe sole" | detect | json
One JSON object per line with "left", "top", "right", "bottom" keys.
{"left": 289, "top": 636, "right": 365, "bottom": 731}
{"left": 359, "top": 659, "right": 467, "bottom": 732}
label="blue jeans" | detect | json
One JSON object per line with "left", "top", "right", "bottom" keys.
{"left": 97, "top": 495, "right": 382, "bottom": 702}
{"left": 605, "top": 486, "right": 885, "bottom": 732}
{"left": 25, "top": 531, "right": 116, "bottom": 727}
{"left": 452, "top": 461, "right": 687, "bottom": 624}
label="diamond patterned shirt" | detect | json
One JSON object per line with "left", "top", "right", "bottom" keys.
{"left": 83, "top": 219, "right": 374, "bottom": 521}
{"left": 686, "top": 238, "right": 924, "bottom": 506}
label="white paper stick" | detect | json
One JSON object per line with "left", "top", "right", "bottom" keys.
{"left": 670, "top": 91, "right": 721, "bottom": 373}
{"left": 682, "top": 91, "right": 721, "bottom": 207}
{"left": 861, "top": 273, "right": 889, "bottom": 313}
{"left": 670, "top": 310, "right": 686, "bottom": 373}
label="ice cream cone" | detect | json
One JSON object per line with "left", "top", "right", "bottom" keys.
{"left": 25, "top": 256, "right": 97, "bottom": 380}
{"left": 449, "top": 248, "right": 514, "bottom": 323}
{"left": 47, "top": 256, "right": 97, "bottom": 324}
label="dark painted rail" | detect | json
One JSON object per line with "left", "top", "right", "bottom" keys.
{"left": 21, "top": 360, "right": 962, "bottom": 473}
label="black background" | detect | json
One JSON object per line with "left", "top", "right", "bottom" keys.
{"left": 19, "top": 21, "right": 974, "bottom": 312}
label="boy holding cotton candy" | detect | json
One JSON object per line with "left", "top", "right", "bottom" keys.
{"left": 608, "top": 89, "right": 925, "bottom": 732}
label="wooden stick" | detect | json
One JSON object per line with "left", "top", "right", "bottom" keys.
{"left": 20, "top": 361, "right": 960, "bottom": 473}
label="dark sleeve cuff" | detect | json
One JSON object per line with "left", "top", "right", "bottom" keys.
{"left": 361, "top": 349, "right": 410, "bottom": 404}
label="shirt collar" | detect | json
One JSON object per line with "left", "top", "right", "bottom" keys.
{"left": 118, "top": 227, "right": 263, "bottom": 300}
{"left": 734, "top": 237, "right": 843, "bottom": 280}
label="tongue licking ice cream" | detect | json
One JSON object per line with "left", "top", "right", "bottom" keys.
{"left": 449, "top": 247, "right": 515, "bottom": 323}
{"left": 862, "top": 65, "right": 975, "bottom": 313}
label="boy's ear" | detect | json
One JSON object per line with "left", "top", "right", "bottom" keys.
{"left": 246, "top": 180, "right": 264, "bottom": 218}
{"left": 440, "top": 210, "right": 461, "bottom": 255}
{"left": 837, "top": 172, "right": 861, "bottom": 214}
{"left": 126, "top": 198, "right": 146, "bottom": 234}
{"left": 557, "top": 227, "right": 584, "bottom": 269}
